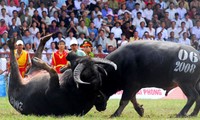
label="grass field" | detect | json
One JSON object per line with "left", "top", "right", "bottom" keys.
{"left": 0, "top": 97, "right": 200, "bottom": 120}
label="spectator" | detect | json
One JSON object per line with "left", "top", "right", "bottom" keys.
{"left": 136, "top": 21, "right": 147, "bottom": 38}
{"left": 88, "top": 22, "right": 98, "bottom": 38}
{"left": 77, "top": 20, "right": 89, "bottom": 37}
{"left": 131, "top": 3, "right": 144, "bottom": 18}
{"left": 182, "top": 13, "right": 193, "bottom": 30}
{"left": 122, "top": 21, "right": 134, "bottom": 39}
{"left": 10, "top": 10, "right": 21, "bottom": 26}
{"left": 0, "top": 1, "right": 8, "bottom": 15}
{"left": 49, "top": 1, "right": 60, "bottom": 17}
{"left": 106, "top": 32, "right": 117, "bottom": 50}
{"left": 122, "top": 11, "right": 132, "bottom": 25}
{"left": 146, "top": 21, "right": 155, "bottom": 39}
{"left": 107, "top": 45, "right": 114, "bottom": 53}
{"left": 48, "top": 20, "right": 59, "bottom": 34}
{"left": 88, "top": 32, "right": 96, "bottom": 44}
{"left": 97, "top": 30, "right": 108, "bottom": 51}
{"left": 102, "top": 3, "right": 113, "bottom": 18}
{"left": 165, "top": 2, "right": 177, "bottom": 20}
{"left": 155, "top": 32, "right": 165, "bottom": 41}
{"left": 15, "top": 40, "right": 31, "bottom": 78}
{"left": 126, "top": 0, "right": 135, "bottom": 11}
{"left": 118, "top": 34, "right": 128, "bottom": 46}
{"left": 167, "top": 21, "right": 179, "bottom": 39}
{"left": 47, "top": 41, "right": 57, "bottom": 54}
{"left": 80, "top": 40, "right": 94, "bottom": 57}
{"left": 29, "top": 21, "right": 39, "bottom": 38}
{"left": 8, "top": 18, "right": 21, "bottom": 37}
{"left": 37, "top": 2, "right": 48, "bottom": 17}
{"left": 160, "top": 11, "right": 171, "bottom": 29}
{"left": 51, "top": 40, "right": 69, "bottom": 74}
{"left": 20, "top": 21, "right": 29, "bottom": 36}
{"left": 156, "top": 21, "right": 168, "bottom": 40}
{"left": 0, "top": 43, "right": 10, "bottom": 59}
{"left": 178, "top": 0, "right": 189, "bottom": 11}
{"left": 93, "top": 11, "right": 103, "bottom": 29}
{"left": 177, "top": 21, "right": 189, "bottom": 38}
{"left": 111, "top": 22, "right": 122, "bottom": 41}
{"left": 70, "top": 39, "right": 86, "bottom": 56}
{"left": 59, "top": 20, "right": 67, "bottom": 38}
{"left": 33, "top": 32, "right": 41, "bottom": 50}
{"left": 94, "top": 44, "right": 107, "bottom": 55}
{"left": 188, "top": 7, "right": 198, "bottom": 19}
{"left": 53, "top": 32, "right": 65, "bottom": 46}
{"left": 77, "top": 33, "right": 86, "bottom": 46}
{"left": 172, "top": 13, "right": 182, "bottom": 28}
{"left": 190, "top": 0, "right": 200, "bottom": 10}
{"left": 132, "top": 12, "right": 146, "bottom": 28}
{"left": 167, "top": 31, "right": 179, "bottom": 43}
{"left": 117, "top": 3, "right": 128, "bottom": 19}
{"left": 0, "top": 31, "right": 9, "bottom": 46}
{"left": 20, "top": 8, "right": 32, "bottom": 27}
{"left": 68, "top": 12, "right": 79, "bottom": 26}
{"left": 25, "top": 43, "right": 34, "bottom": 53}
{"left": 191, "top": 20, "right": 200, "bottom": 40}
{"left": 153, "top": 3, "right": 164, "bottom": 19}
{"left": 65, "top": 31, "right": 77, "bottom": 50}
{"left": 39, "top": 22, "right": 48, "bottom": 37}
{"left": 152, "top": 14, "right": 161, "bottom": 29}
{"left": 32, "top": 10, "right": 42, "bottom": 27}
{"left": 22, "top": 30, "right": 33, "bottom": 47}
{"left": 59, "top": 10, "right": 69, "bottom": 27}
{"left": 176, "top": 2, "right": 187, "bottom": 19}
{"left": 190, "top": 34, "right": 199, "bottom": 50}
{"left": 50, "top": 11, "right": 60, "bottom": 24}
{"left": 27, "top": 1, "right": 35, "bottom": 17}
{"left": 65, "top": 0, "right": 75, "bottom": 12}
{"left": 156, "top": 0, "right": 167, "bottom": 10}
{"left": 142, "top": 31, "right": 153, "bottom": 40}
{"left": 143, "top": 3, "right": 153, "bottom": 22}
{"left": 99, "top": 21, "right": 110, "bottom": 37}
{"left": 0, "top": 19, "right": 9, "bottom": 35}
{"left": 7, "top": 0, "right": 17, "bottom": 17}
{"left": 80, "top": 10, "right": 91, "bottom": 27}
{"left": 108, "top": 0, "right": 118, "bottom": 13}
{"left": 104, "top": 13, "right": 114, "bottom": 28}
{"left": 41, "top": 11, "right": 51, "bottom": 26}
{"left": 0, "top": 8, "right": 10, "bottom": 26}
{"left": 18, "top": 2, "right": 26, "bottom": 17}
{"left": 66, "top": 21, "right": 78, "bottom": 38}
{"left": 178, "top": 32, "right": 191, "bottom": 45}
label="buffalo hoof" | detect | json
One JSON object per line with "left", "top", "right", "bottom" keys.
{"left": 135, "top": 105, "right": 144, "bottom": 117}
{"left": 189, "top": 112, "right": 198, "bottom": 117}
{"left": 176, "top": 113, "right": 187, "bottom": 118}
{"left": 110, "top": 112, "right": 120, "bottom": 118}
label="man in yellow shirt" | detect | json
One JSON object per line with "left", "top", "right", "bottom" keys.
{"left": 15, "top": 40, "right": 31, "bottom": 78}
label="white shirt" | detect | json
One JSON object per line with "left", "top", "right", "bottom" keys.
{"left": 172, "top": 18, "right": 181, "bottom": 28}
{"left": 45, "top": 37, "right": 54, "bottom": 49}
{"left": 50, "top": 17, "right": 60, "bottom": 23}
{"left": 7, "top": 6, "right": 17, "bottom": 17}
{"left": 111, "top": 27, "right": 122, "bottom": 38}
{"left": 143, "top": 8, "right": 153, "bottom": 20}
{"left": 49, "top": 6, "right": 60, "bottom": 17}
{"left": 9, "top": 17, "right": 21, "bottom": 26}
{"left": 157, "top": 1, "right": 167, "bottom": 9}
{"left": 106, "top": 38, "right": 117, "bottom": 48}
{"left": 28, "top": 7, "right": 35, "bottom": 16}
{"left": 176, "top": 7, "right": 187, "bottom": 19}
{"left": 0, "top": 15, "right": 10, "bottom": 25}
{"left": 0, "top": 5, "right": 8, "bottom": 15}
{"left": 33, "top": 37, "right": 40, "bottom": 49}
{"left": 191, "top": 26, "right": 200, "bottom": 39}
{"left": 165, "top": 8, "right": 177, "bottom": 20}
{"left": 177, "top": 27, "right": 190, "bottom": 38}
{"left": 93, "top": 18, "right": 103, "bottom": 29}
{"left": 74, "top": 0, "right": 82, "bottom": 10}
{"left": 146, "top": 28, "right": 155, "bottom": 37}
{"left": 53, "top": 37, "right": 65, "bottom": 43}
{"left": 131, "top": 9, "right": 144, "bottom": 19}
{"left": 178, "top": 38, "right": 191, "bottom": 46}
{"left": 156, "top": 27, "right": 168, "bottom": 40}
{"left": 37, "top": 7, "right": 48, "bottom": 17}
{"left": 77, "top": 38, "right": 86, "bottom": 46}
{"left": 68, "top": 18, "right": 79, "bottom": 25}
{"left": 136, "top": 27, "right": 148, "bottom": 38}
{"left": 181, "top": 18, "right": 193, "bottom": 30}
{"left": 29, "top": 27, "right": 39, "bottom": 38}
{"left": 132, "top": 17, "right": 146, "bottom": 28}
{"left": 65, "top": 37, "right": 77, "bottom": 50}
{"left": 167, "top": 27, "right": 179, "bottom": 39}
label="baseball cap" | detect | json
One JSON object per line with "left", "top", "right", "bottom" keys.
{"left": 16, "top": 40, "right": 24, "bottom": 45}
{"left": 70, "top": 39, "right": 78, "bottom": 46}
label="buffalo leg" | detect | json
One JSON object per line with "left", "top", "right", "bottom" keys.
{"left": 177, "top": 83, "right": 198, "bottom": 117}
{"left": 131, "top": 95, "right": 144, "bottom": 117}
{"left": 32, "top": 57, "right": 59, "bottom": 91}
{"left": 190, "top": 82, "right": 200, "bottom": 116}
{"left": 111, "top": 84, "right": 140, "bottom": 117}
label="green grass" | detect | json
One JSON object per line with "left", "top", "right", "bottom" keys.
{"left": 0, "top": 97, "right": 199, "bottom": 120}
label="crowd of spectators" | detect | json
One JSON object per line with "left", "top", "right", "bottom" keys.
{"left": 0, "top": 0, "right": 200, "bottom": 64}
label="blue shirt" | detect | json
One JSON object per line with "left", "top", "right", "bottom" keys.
{"left": 22, "top": 36, "right": 33, "bottom": 45}
{"left": 88, "top": 27, "right": 98, "bottom": 37}
{"left": 126, "top": 0, "right": 135, "bottom": 11}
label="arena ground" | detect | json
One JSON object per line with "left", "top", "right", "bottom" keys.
{"left": 0, "top": 97, "right": 200, "bottom": 120}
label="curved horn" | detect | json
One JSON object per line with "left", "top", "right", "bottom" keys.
{"left": 92, "top": 58, "right": 117, "bottom": 70}
{"left": 73, "top": 63, "right": 90, "bottom": 88}
{"left": 95, "top": 64, "right": 107, "bottom": 76}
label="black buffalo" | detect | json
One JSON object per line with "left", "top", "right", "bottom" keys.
{"left": 82, "top": 41, "right": 200, "bottom": 117}
{"left": 7, "top": 34, "right": 116, "bottom": 116}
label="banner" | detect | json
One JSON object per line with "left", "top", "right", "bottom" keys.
{"left": 110, "top": 87, "right": 186, "bottom": 99}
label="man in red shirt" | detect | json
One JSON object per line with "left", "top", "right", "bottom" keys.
{"left": 51, "top": 40, "right": 68, "bottom": 73}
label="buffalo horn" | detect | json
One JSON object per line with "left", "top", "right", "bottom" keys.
{"left": 73, "top": 63, "right": 90, "bottom": 88}
{"left": 95, "top": 64, "right": 108, "bottom": 76}
{"left": 92, "top": 58, "right": 117, "bottom": 70}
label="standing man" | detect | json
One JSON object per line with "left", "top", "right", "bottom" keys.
{"left": 70, "top": 39, "right": 86, "bottom": 56}
{"left": 15, "top": 40, "right": 31, "bottom": 78}
{"left": 51, "top": 40, "right": 68, "bottom": 73}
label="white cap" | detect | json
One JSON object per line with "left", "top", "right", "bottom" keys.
{"left": 16, "top": 40, "right": 24, "bottom": 45}
{"left": 70, "top": 39, "right": 78, "bottom": 46}
{"left": 97, "top": 12, "right": 102, "bottom": 16}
